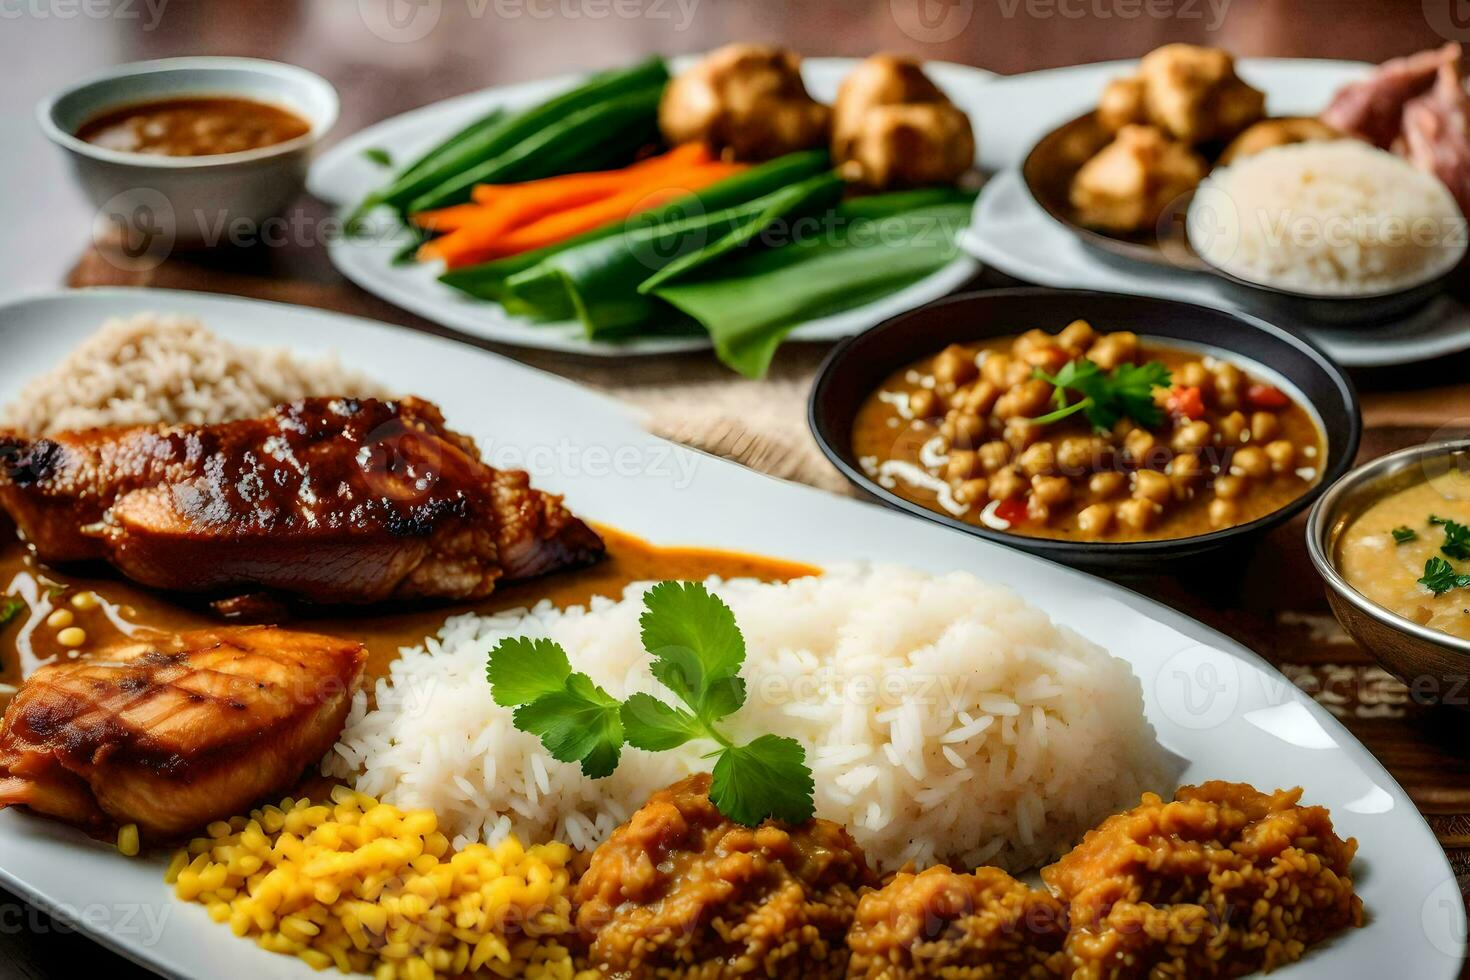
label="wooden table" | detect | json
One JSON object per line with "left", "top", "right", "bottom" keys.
{"left": 4, "top": 1, "right": 1470, "bottom": 975}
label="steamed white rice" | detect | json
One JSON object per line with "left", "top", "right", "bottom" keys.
{"left": 1188, "top": 139, "right": 1467, "bottom": 295}
{"left": 329, "top": 565, "right": 1168, "bottom": 873}
{"left": 0, "top": 313, "right": 390, "bottom": 435}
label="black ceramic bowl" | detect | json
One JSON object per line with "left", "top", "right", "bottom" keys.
{"left": 809, "top": 288, "right": 1362, "bottom": 573}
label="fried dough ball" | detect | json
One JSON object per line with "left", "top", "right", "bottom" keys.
{"left": 575, "top": 774, "right": 875, "bottom": 979}
{"left": 846, "top": 865, "right": 1066, "bottom": 979}
{"left": 659, "top": 43, "right": 831, "bottom": 161}
{"left": 832, "top": 54, "right": 975, "bottom": 188}
{"left": 1070, "top": 124, "right": 1206, "bottom": 233}
{"left": 1218, "top": 115, "right": 1340, "bottom": 163}
{"left": 1137, "top": 43, "right": 1265, "bottom": 144}
{"left": 1044, "top": 782, "right": 1363, "bottom": 979}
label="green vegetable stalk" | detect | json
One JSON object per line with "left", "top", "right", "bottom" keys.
{"left": 347, "top": 57, "right": 669, "bottom": 226}
{"left": 486, "top": 581, "right": 815, "bottom": 827}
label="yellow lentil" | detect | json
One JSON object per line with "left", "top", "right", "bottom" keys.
{"left": 168, "top": 791, "right": 581, "bottom": 980}
{"left": 45, "top": 608, "right": 74, "bottom": 629}
{"left": 56, "top": 627, "right": 86, "bottom": 648}
{"left": 70, "top": 590, "right": 99, "bottom": 610}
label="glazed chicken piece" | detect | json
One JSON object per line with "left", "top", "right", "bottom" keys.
{"left": 1135, "top": 44, "right": 1264, "bottom": 145}
{"left": 0, "top": 397, "right": 604, "bottom": 605}
{"left": 1071, "top": 124, "right": 1206, "bottom": 233}
{"left": 1322, "top": 42, "right": 1460, "bottom": 149}
{"left": 0, "top": 626, "right": 365, "bottom": 838}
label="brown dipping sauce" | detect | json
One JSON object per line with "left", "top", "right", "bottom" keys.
{"left": 0, "top": 526, "right": 814, "bottom": 687}
{"left": 76, "top": 96, "right": 310, "bottom": 157}
{"left": 851, "top": 325, "right": 1325, "bottom": 543}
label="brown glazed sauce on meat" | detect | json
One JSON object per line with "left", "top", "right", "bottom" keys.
{"left": 0, "top": 527, "right": 814, "bottom": 686}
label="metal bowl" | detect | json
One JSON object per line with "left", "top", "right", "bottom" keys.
{"left": 1307, "top": 440, "right": 1470, "bottom": 707}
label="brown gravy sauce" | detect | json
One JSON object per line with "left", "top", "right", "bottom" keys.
{"left": 76, "top": 96, "right": 310, "bottom": 157}
{"left": 0, "top": 526, "right": 815, "bottom": 686}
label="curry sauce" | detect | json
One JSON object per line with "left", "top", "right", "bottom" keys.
{"left": 76, "top": 96, "right": 310, "bottom": 157}
{"left": 0, "top": 526, "right": 815, "bottom": 686}
{"left": 851, "top": 325, "right": 1325, "bottom": 543}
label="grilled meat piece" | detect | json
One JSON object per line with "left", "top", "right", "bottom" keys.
{"left": 0, "top": 626, "right": 365, "bottom": 838}
{"left": 1402, "top": 61, "right": 1470, "bottom": 216}
{"left": 0, "top": 397, "right": 604, "bottom": 604}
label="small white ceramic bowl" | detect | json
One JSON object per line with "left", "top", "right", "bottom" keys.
{"left": 39, "top": 57, "right": 339, "bottom": 250}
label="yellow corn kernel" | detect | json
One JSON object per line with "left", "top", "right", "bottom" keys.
{"left": 56, "top": 626, "right": 86, "bottom": 648}
{"left": 69, "top": 590, "right": 99, "bottom": 610}
{"left": 45, "top": 608, "right": 74, "bottom": 629}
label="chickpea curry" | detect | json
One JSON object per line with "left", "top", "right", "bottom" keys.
{"left": 851, "top": 320, "right": 1325, "bottom": 542}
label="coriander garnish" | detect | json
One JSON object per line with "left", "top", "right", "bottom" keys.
{"left": 1419, "top": 557, "right": 1470, "bottom": 596}
{"left": 487, "top": 581, "right": 815, "bottom": 826}
{"left": 1391, "top": 526, "right": 1417, "bottom": 544}
{"left": 0, "top": 597, "right": 22, "bottom": 629}
{"left": 1428, "top": 515, "right": 1470, "bottom": 560}
{"left": 1028, "top": 359, "right": 1171, "bottom": 431}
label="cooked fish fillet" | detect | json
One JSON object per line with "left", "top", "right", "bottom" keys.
{"left": 0, "top": 396, "right": 605, "bottom": 604}
{"left": 0, "top": 626, "right": 365, "bottom": 838}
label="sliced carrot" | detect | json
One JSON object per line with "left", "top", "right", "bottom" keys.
{"left": 445, "top": 164, "right": 746, "bottom": 267}
{"left": 410, "top": 203, "right": 490, "bottom": 232}
{"left": 467, "top": 142, "right": 711, "bottom": 206}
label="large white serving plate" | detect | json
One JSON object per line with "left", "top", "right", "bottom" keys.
{"left": 309, "top": 57, "right": 988, "bottom": 355}
{"left": 962, "top": 59, "right": 1470, "bottom": 368}
{"left": 0, "top": 288, "right": 1462, "bottom": 979}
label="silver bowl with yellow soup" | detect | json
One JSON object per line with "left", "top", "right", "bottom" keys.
{"left": 1308, "top": 440, "right": 1470, "bottom": 708}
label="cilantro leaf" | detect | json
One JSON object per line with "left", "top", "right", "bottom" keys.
{"left": 487, "top": 637, "right": 571, "bottom": 707}
{"left": 640, "top": 582, "right": 747, "bottom": 721}
{"left": 1030, "top": 358, "right": 1170, "bottom": 431}
{"left": 362, "top": 147, "right": 393, "bottom": 167}
{"left": 0, "top": 597, "right": 22, "bottom": 630}
{"left": 710, "top": 735, "right": 815, "bottom": 826}
{"left": 1429, "top": 515, "right": 1470, "bottom": 560}
{"left": 512, "top": 673, "right": 623, "bottom": 778}
{"left": 620, "top": 693, "right": 702, "bottom": 751}
{"left": 1391, "top": 526, "right": 1418, "bottom": 544}
{"left": 1418, "top": 557, "right": 1470, "bottom": 596}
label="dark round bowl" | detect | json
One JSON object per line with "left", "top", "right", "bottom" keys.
{"left": 808, "top": 287, "right": 1363, "bottom": 573}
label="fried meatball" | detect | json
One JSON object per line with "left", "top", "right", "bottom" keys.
{"left": 659, "top": 43, "right": 830, "bottom": 161}
{"left": 576, "top": 774, "right": 876, "bottom": 979}
{"left": 1069, "top": 124, "right": 1206, "bottom": 233}
{"left": 831, "top": 54, "right": 975, "bottom": 188}
{"left": 846, "top": 865, "right": 1067, "bottom": 979}
{"left": 1097, "top": 75, "right": 1148, "bottom": 132}
{"left": 1043, "top": 781, "right": 1364, "bottom": 979}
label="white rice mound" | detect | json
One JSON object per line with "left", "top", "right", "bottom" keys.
{"left": 0, "top": 313, "right": 390, "bottom": 435}
{"left": 1188, "top": 139, "right": 1467, "bottom": 295}
{"left": 329, "top": 565, "right": 1169, "bottom": 873}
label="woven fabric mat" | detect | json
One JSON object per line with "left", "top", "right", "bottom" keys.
{"left": 67, "top": 248, "right": 1470, "bottom": 883}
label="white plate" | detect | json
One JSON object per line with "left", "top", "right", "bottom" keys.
{"left": 961, "top": 59, "right": 1470, "bottom": 368}
{"left": 308, "top": 57, "right": 989, "bottom": 355}
{"left": 0, "top": 288, "right": 1462, "bottom": 979}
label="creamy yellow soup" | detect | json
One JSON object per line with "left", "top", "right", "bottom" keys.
{"left": 1339, "top": 470, "right": 1470, "bottom": 640}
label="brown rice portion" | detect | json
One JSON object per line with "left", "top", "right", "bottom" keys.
{"left": 0, "top": 313, "right": 389, "bottom": 435}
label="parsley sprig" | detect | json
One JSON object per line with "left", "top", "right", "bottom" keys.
{"left": 1028, "top": 359, "right": 1172, "bottom": 431}
{"left": 1429, "top": 516, "right": 1470, "bottom": 560}
{"left": 1390, "top": 526, "right": 1418, "bottom": 544}
{"left": 486, "top": 582, "right": 814, "bottom": 827}
{"left": 1419, "top": 557, "right": 1470, "bottom": 596}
